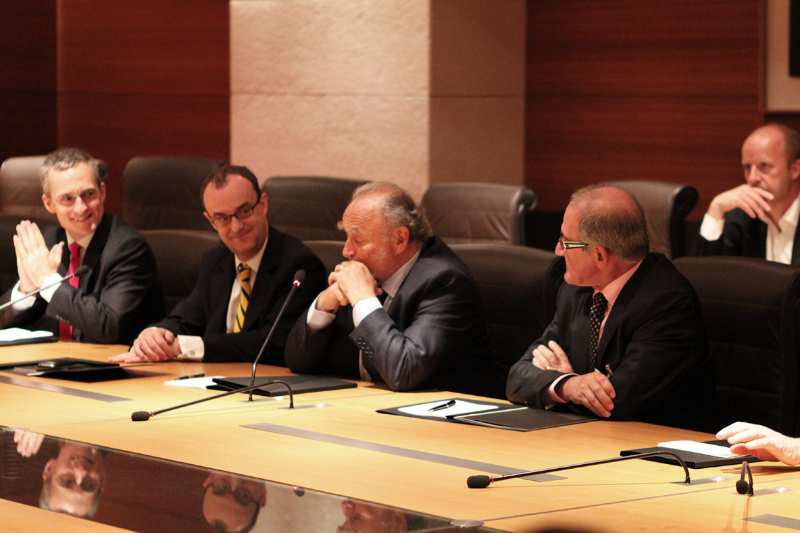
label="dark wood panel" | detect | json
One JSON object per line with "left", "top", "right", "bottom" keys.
{"left": 0, "top": 1, "right": 57, "bottom": 163}
{"left": 526, "top": 95, "right": 762, "bottom": 216}
{"left": 527, "top": 0, "right": 760, "bottom": 97}
{"left": 0, "top": 94, "right": 57, "bottom": 163}
{"left": 59, "top": 0, "right": 229, "bottom": 95}
{"left": 58, "top": 94, "right": 230, "bottom": 215}
{"left": 0, "top": 0, "right": 56, "bottom": 92}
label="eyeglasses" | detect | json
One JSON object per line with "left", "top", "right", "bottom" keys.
{"left": 208, "top": 199, "right": 260, "bottom": 228}
{"left": 208, "top": 479, "right": 259, "bottom": 507}
{"left": 558, "top": 234, "right": 591, "bottom": 250}
{"left": 55, "top": 188, "right": 100, "bottom": 207}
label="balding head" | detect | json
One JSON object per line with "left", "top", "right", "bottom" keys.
{"left": 568, "top": 186, "right": 649, "bottom": 263}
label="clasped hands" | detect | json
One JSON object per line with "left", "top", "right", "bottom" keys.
{"left": 109, "top": 327, "right": 181, "bottom": 363}
{"left": 13, "top": 221, "right": 62, "bottom": 294}
{"left": 532, "top": 340, "right": 616, "bottom": 418}
{"left": 315, "top": 260, "right": 383, "bottom": 313}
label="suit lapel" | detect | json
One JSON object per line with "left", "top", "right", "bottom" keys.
{"left": 241, "top": 227, "right": 282, "bottom": 330}
{"left": 792, "top": 224, "right": 800, "bottom": 266}
{"left": 210, "top": 248, "right": 237, "bottom": 332}
{"left": 79, "top": 214, "right": 112, "bottom": 291}
{"left": 594, "top": 254, "right": 654, "bottom": 368}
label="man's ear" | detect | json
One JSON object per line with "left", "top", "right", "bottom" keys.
{"left": 593, "top": 246, "right": 609, "bottom": 269}
{"left": 393, "top": 226, "right": 410, "bottom": 253}
{"left": 791, "top": 158, "right": 800, "bottom": 182}
{"left": 42, "top": 194, "right": 56, "bottom": 214}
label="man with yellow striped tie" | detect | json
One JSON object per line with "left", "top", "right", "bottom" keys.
{"left": 112, "top": 164, "right": 326, "bottom": 365}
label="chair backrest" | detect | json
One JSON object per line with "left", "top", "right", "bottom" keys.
{"left": 303, "top": 240, "right": 344, "bottom": 275}
{"left": 262, "top": 176, "right": 370, "bottom": 241}
{"left": 602, "top": 180, "right": 698, "bottom": 259}
{"left": 121, "top": 156, "right": 225, "bottom": 231}
{"left": 0, "top": 156, "right": 50, "bottom": 221}
{"left": 449, "top": 244, "right": 564, "bottom": 367}
{"left": 141, "top": 229, "right": 221, "bottom": 314}
{"left": 421, "top": 183, "right": 537, "bottom": 246}
{"left": 0, "top": 156, "right": 53, "bottom": 293}
{"left": 673, "top": 256, "right": 800, "bottom": 436}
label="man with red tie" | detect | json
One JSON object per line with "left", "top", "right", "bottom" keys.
{"left": 0, "top": 148, "right": 164, "bottom": 344}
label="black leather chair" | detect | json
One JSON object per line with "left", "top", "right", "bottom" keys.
{"left": 421, "top": 183, "right": 537, "bottom": 245}
{"left": 674, "top": 256, "right": 800, "bottom": 436}
{"left": 602, "top": 180, "right": 699, "bottom": 259}
{"left": 121, "top": 156, "right": 225, "bottom": 231}
{"left": 450, "top": 244, "right": 564, "bottom": 367}
{"left": 262, "top": 176, "right": 370, "bottom": 241}
{"left": 141, "top": 229, "right": 221, "bottom": 314}
{"left": 303, "top": 240, "right": 344, "bottom": 275}
{"left": 0, "top": 156, "right": 53, "bottom": 292}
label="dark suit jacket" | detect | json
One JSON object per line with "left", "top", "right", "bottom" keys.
{"left": 694, "top": 208, "right": 800, "bottom": 265}
{"left": 284, "top": 236, "right": 506, "bottom": 398}
{"left": 0, "top": 214, "right": 165, "bottom": 344}
{"left": 506, "top": 253, "right": 714, "bottom": 431}
{"left": 151, "top": 226, "right": 326, "bottom": 364}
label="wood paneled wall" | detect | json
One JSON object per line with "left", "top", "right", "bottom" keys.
{"left": 526, "top": 0, "right": 765, "bottom": 219}
{"left": 57, "top": 0, "right": 230, "bottom": 214}
{"left": 0, "top": 1, "right": 58, "bottom": 163}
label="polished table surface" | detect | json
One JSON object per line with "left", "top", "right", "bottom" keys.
{"left": 1, "top": 342, "right": 799, "bottom": 532}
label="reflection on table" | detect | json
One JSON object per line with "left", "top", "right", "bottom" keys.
{"left": 0, "top": 429, "right": 483, "bottom": 533}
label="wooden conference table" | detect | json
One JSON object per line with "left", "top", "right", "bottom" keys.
{"left": 1, "top": 342, "right": 799, "bottom": 532}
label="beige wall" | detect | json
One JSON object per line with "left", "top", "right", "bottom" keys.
{"left": 231, "top": 0, "right": 525, "bottom": 200}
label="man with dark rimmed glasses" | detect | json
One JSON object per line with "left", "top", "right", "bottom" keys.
{"left": 506, "top": 185, "right": 714, "bottom": 431}
{"left": 112, "top": 164, "right": 326, "bottom": 365}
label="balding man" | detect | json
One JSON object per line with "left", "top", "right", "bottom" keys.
{"left": 695, "top": 124, "right": 800, "bottom": 264}
{"left": 507, "top": 185, "right": 713, "bottom": 431}
{"left": 284, "top": 182, "right": 505, "bottom": 398}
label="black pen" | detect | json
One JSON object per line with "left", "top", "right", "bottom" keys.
{"left": 428, "top": 399, "right": 456, "bottom": 412}
{"left": 177, "top": 373, "right": 205, "bottom": 381}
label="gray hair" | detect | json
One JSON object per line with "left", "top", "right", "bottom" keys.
{"left": 351, "top": 182, "right": 432, "bottom": 244}
{"left": 570, "top": 185, "right": 649, "bottom": 263}
{"left": 40, "top": 148, "right": 107, "bottom": 196}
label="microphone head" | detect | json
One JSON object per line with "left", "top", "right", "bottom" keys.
{"left": 736, "top": 480, "right": 750, "bottom": 495}
{"left": 74, "top": 265, "right": 90, "bottom": 277}
{"left": 131, "top": 411, "right": 152, "bottom": 421}
{"left": 467, "top": 475, "right": 492, "bottom": 489}
{"left": 293, "top": 270, "right": 306, "bottom": 286}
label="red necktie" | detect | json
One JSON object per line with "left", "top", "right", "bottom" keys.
{"left": 58, "top": 243, "right": 81, "bottom": 342}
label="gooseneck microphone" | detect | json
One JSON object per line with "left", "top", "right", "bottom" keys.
{"left": 736, "top": 460, "right": 754, "bottom": 495}
{"left": 467, "top": 451, "right": 691, "bottom": 488}
{"left": 247, "top": 270, "right": 305, "bottom": 401}
{"left": 0, "top": 265, "right": 90, "bottom": 311}
{"left": 131, "top": 380, "right": 294, "bottom": 421}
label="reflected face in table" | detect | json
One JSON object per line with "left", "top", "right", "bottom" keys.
{"left": 41, "top": 442, "right": 105, "bottom": 518}
{"left": 338, "top": 500, "right": 409, "bottom": 533}
{"left": 202, "top": 472, "right": 267, "bottom": 533}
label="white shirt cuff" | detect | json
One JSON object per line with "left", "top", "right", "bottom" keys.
{"left": 699, "top": 214, "right": 725, "bottom": 241}
{"left": 10, "top": 280, "right": 36, "bottom": 310}
{"left": 352, "top": 297, "right": 382, "bottom": 328}
{"left": 306, "top": 294, "right": 337, "bottom": 331}
{"left": 176, "top": 335, "right": 204, "bottom": 361}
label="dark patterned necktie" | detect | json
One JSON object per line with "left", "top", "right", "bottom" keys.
{"left": 587, "top": 292, "right": 608, "bottom": 370}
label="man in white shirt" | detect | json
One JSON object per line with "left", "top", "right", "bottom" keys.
{"left": 695, "top": 124, "right": 800, "bottom": 264}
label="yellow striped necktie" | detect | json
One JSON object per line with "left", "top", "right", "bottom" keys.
{"left": 234, "top": 263, "right": 252, "bottom": 333}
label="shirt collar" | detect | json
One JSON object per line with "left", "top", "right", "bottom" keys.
{"left": 235, "top": 233, "right": 269, "bottom": 274}
{"left": 595, "top": 258, "right": 643, "bottom": 309}
{"left": 776, "top": 193, "right": 800, "bottom": 232}
{"left": 380, "top": 248, "right": 422, "bottom": 298}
